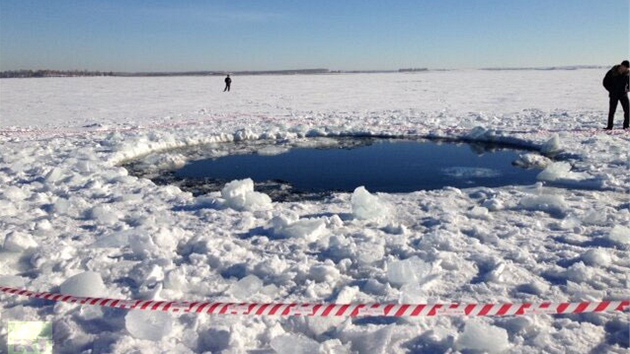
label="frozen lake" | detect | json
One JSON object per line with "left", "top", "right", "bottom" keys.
{"left": 1, "top": 69, "right": 628, "bottom": 353}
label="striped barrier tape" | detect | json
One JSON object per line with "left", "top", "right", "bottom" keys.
{"left": 1, "top": 287, "right": 628, "bottom": 317}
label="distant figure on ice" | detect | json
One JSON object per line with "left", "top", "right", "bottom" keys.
{"left": 602, "top": 60, "right": 629, "bottom": 130}
{"left": 223, "top": 74, "right": 232, "bottom": 92}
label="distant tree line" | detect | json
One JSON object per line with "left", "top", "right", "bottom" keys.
{"left": 1, "top": 67, "right": 445, "bottom": 79}
{"left": 0, "top": 70, "right": 114, "bottom": 78}
{"left": 398, "top": 68, "right": 428, "bottom": 72}
{"left": 0, "top": 69, "right": 333, "bottom": 78}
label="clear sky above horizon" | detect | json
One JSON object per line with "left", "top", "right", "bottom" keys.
{"left": 0, "top": 0, "right": 628, "bottom": 72}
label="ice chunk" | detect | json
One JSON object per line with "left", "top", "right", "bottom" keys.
{"left": 467, "top": 206, "right": 491, "bottom": 220}
{"left": 53, "top": 197, "right": 71, "bottom": 215}
{"left": 270, "top": 334, "right": 320, "bottom": 354}
{"left": 92, "top": 231, "right": 130, "bottom": 248}
{"left": 537, "top": 161, "right": 587, "bottom": 181}
{"left": 257, "top": 146, "right": 290, "bottom": 156}
{"left": 44, "top": 167, "right": 66, "bottom": 184}
{"left": 518, "top": 194, "right": 568, "bottom": 217}
{"left": 563, "top": 262, "right": 593, "bottom": 283}
{"left": 381, "top": 223, "right": 407, "bottom": 235}
{"left": 335, "top": 286, "right": 359, "bottom": 303}
{"left": 607, "top": 225, "right": 630, "bottom": 245}
{"left": 558, "top": 216, "right": 581, "bottom": 230}
{"left": 466, "top": 126, "right": 489, "bottom": 139}
{"left": 387, "top": 256, "right": 433, "bottom": 286}
{"left": 35, "top": 219, "right": 53, "bottom": 231}
{"left": 52, "top": 196, "right": 90, "bottom": 218}
{"left": 221, "top": 178, "right": 272, "bottom": 211}
{"left": 87, "top": 205, "right": 119, "bottom": 225}
{"left": 307, "top": 317, "right": 346, "bottom": 337}
{"left": 234, "top": 128, "right": 257, "bottom": 141}
{"left": 0, "top": 275, "right": 27, "bottom": 288}
{"left": 356, "top": 242, "right": 385, "bottom": 265}
{"left": 320, "top": 339, "right": 350, "bottom": 354}
{"left": 309, "top": 264, "right": 340, "bottom": 283}
{"left": 2, "top": 231, "right": 38, "bottom": 252}
{"left": 0, "top": 200, "right": 18, "bottom": 217}
{"left": 164, "top": 268, "right": 189, "bottom": 291}
{"left": 513, "top": 153, "right": 552, "bottom": 169}
{"left": 582, "top": 210, "right": 607, "bottom": 226}
{"left": 537, "top": 161, "right": 571, "bottom": 181}
{"left": 129, "top": 231, "right": 159, "bottom": 257}
{"left": 582, "top": 248, "right": 612, "bottom": 266}
{"left": 482, "top": 197, "right": 504, "bottom": 211}
{"left": 60, "top": 271, "right": 106, "bottom": 298}
{"left": 2, "top": 186, "right": 28, "bottom": 201}
{"left": 351, "top": 186, "right": 390, "bottom": 221}
{"left": 229, "top": 275, "right": 263, "bottom": 300}
{"left": 125, "top": 310, "right": 173, "bottom": 341}
{"left": 455, "top": 320, "right": 510, "bottom": 353}
{"left": 151, "top": 227, "right": 184, "bottom": 253}
{"left": 541, "top": 134, "right": 561, "bottom": 154}
{"left": 349, "top": 326, "right": 394, "bottom": 354}
{"left": 269, "top": 213, "right": 327, "bottom": 241}
{"left": 400, "top": 282, "right": 428, "bottom": 303}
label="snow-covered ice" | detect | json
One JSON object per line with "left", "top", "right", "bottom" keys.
{"left": 0, "top": 69, "right": 629, "bottom": 353}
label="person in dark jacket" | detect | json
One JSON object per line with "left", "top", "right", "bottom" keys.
{"left": 602, "top": 60, "right": 629, "bottom": 129}
{"left": 223, "top": 74, "right": 232, "bottom": 92}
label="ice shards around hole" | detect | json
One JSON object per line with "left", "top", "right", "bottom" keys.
{"left": 122, "top": 138, "right": 545, "bottom": 202}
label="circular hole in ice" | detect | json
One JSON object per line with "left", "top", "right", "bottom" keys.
{"left": 123, "top": 137, "right": 545, "bottom": 202}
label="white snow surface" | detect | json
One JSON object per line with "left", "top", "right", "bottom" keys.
{"left": 0, "top": 69, "right": 629, "bottom": 353}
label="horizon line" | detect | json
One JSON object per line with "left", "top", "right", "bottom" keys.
{"left": 0, "top": 64, "right": 609, "bottom": 77}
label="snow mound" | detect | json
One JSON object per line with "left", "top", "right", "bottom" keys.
{"left": 221, "top": 178, "right": 272, "bottom": 211}
{"left": 59, "top": 271, "right": 106, "bottom": 298}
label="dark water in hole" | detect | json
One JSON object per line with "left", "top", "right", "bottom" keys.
{"left": 173, "top": 139, "right": 540, "bottom": 200}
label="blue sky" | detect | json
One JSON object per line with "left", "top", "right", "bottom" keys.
{"left": 0, "top": 0, "right": 628, "bottom": 72}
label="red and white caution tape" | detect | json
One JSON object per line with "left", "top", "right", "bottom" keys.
{"left": 1, "top": 287, "right": 628, "bottom": 317}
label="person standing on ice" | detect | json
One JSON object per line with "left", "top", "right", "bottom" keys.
{"left": 602, "top": 60, "right": 629, "bottom": 130}
{"left": 223, "top": 74, "right": 232, "bottom": 92}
